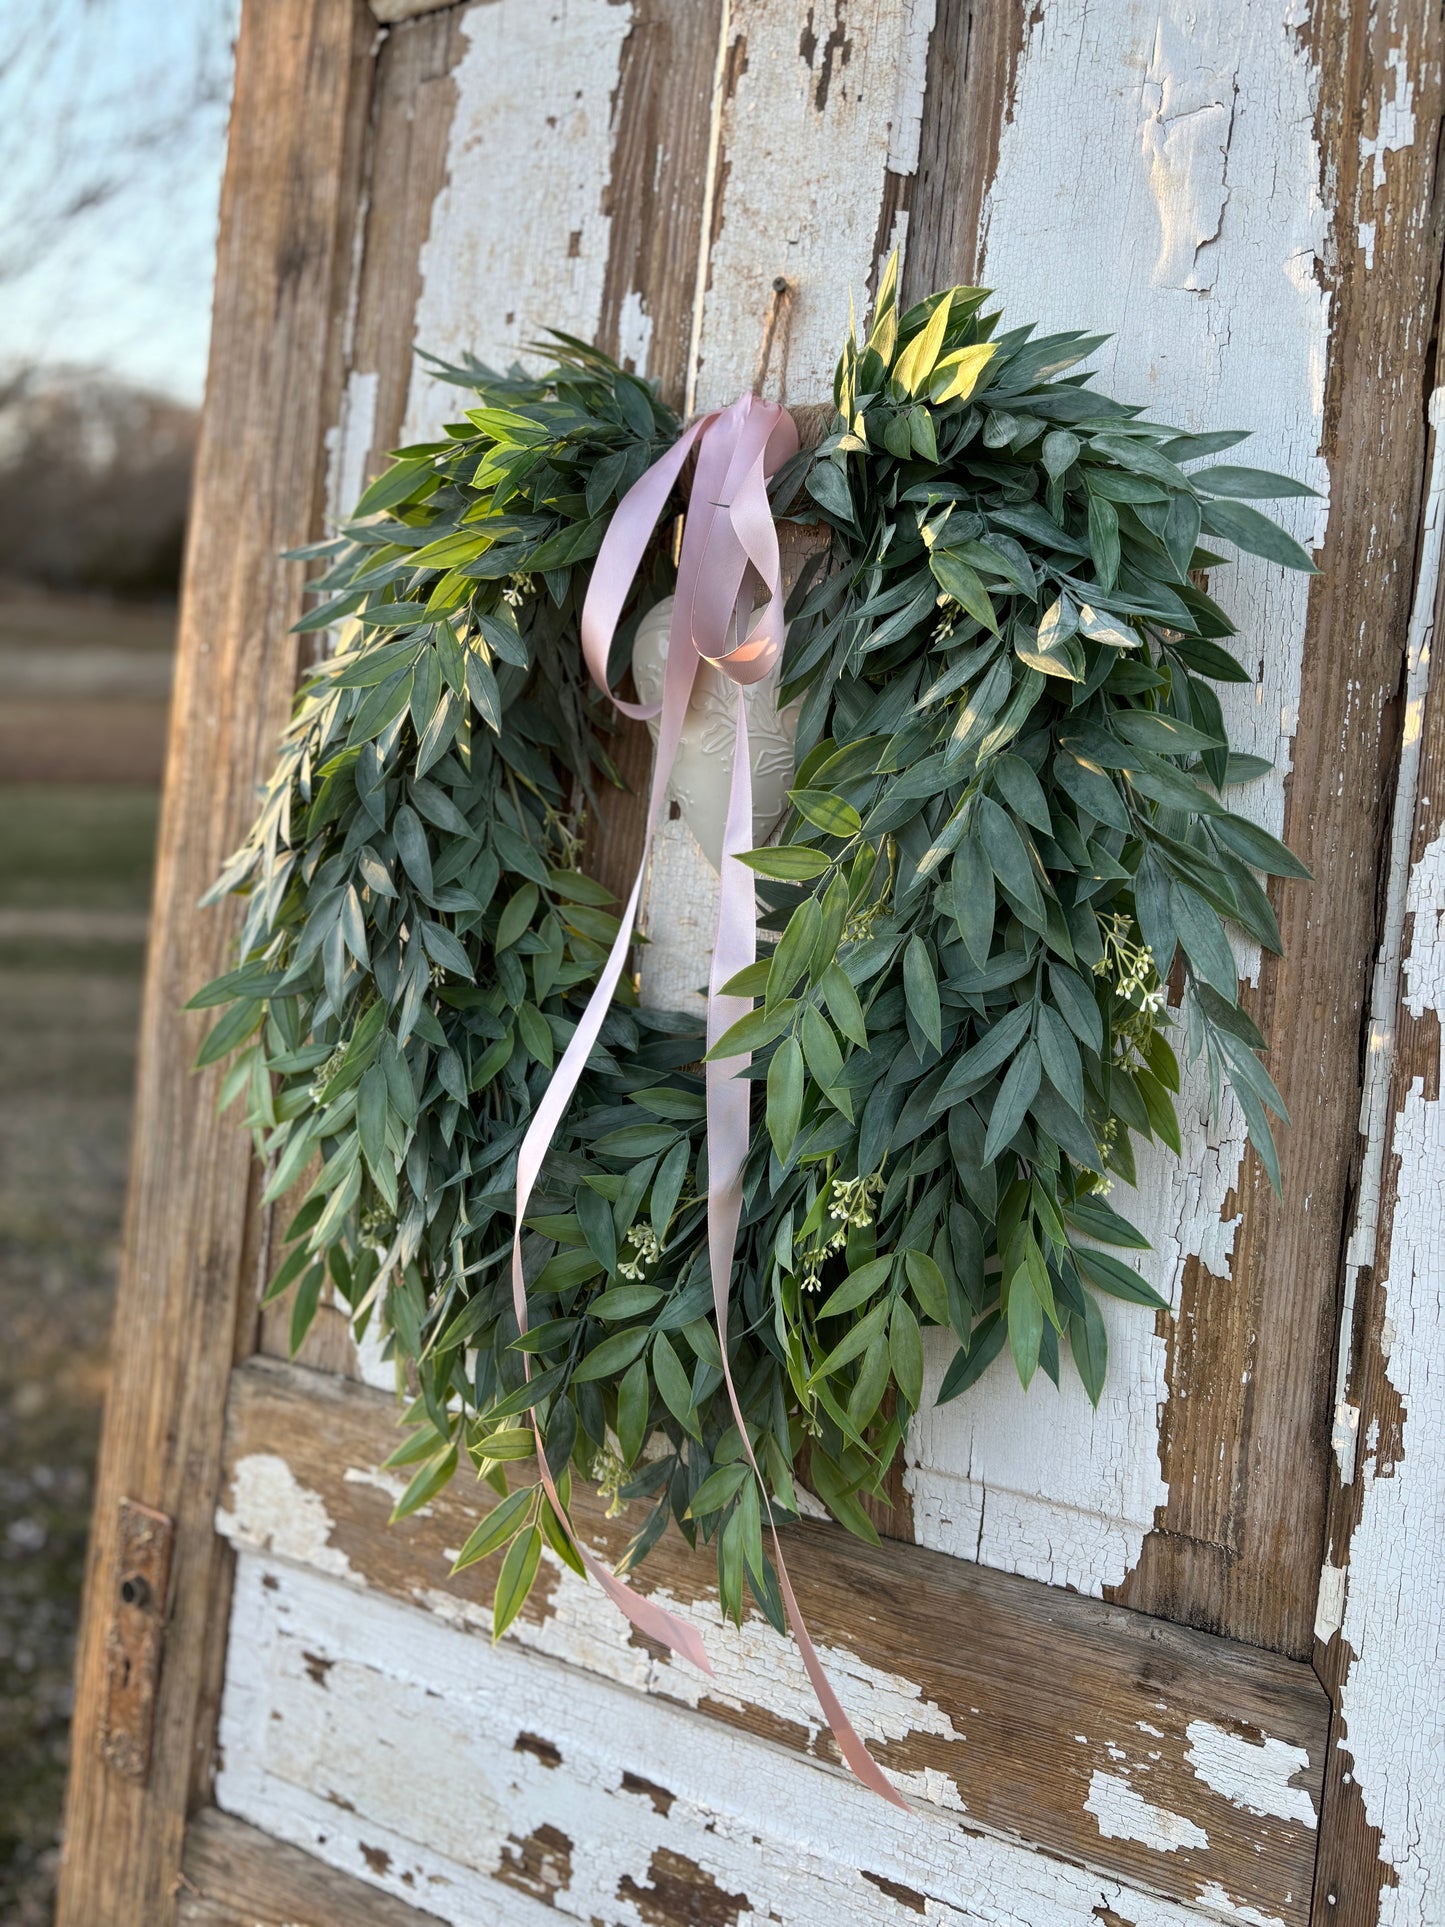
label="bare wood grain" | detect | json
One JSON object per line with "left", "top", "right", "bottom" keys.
{"left": 906, "top": 0, "right": 1027, "bottom": 301}
{"left": 221, "top": 1354, "right": 1330, "bottom": 1924}
{"left": 179, "top": 1807, "right": 434, "bottom": 1926}
{"left": 345, "top": 8, "right": 467, "bottom": 486}
{"left": 55, "top": 5, "right": 378, "bottom": 1921}
{"left": 595, "top": 0, "right": 724, "bottom": 408}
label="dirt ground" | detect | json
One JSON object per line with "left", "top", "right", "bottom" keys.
{"left": 0, "top": 586, "right": 168, "bottom": 1923}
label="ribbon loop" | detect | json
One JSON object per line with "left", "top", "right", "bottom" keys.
{"left": 510, "top": 393, "right": 904, "bottom": 1808}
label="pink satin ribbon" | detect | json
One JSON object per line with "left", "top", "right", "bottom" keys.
{"left": 507, "top": 393, "right": 903, "bottom": 1805}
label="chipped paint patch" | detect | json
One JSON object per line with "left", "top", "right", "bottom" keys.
{"left": 324, "top": 368, "right": 378, "bottom": 529}
{"left": 1141, "top": 21, "right": 1237, "bottom": 291}
{"left": 908, "top": 0, "right": 1329, "bottom": 1596}
{"left": 1192, "top": 1883, "right": 1288, "bottom": 1927}
{"left": 1357, "top": 36, "right": 1417, "bottom": 266}
{"left": 217, "top": 1454, "right": 353, "bottom": 1579}
{"left": 341, "top": 1463, "right": 413, "bottom": 1510}
{"left": 1086, "top": 1770, "right": 1209, "bottom": 1855}
{"left": 428, "top": 1539, "right": 968, "bottom": 1800}
{"left": 1183, "top": 1722, "right": 1316, "bottom": 1828}
{"left": 614, "top": 286, "right": 654, "bottom": 374}
{"left": 402, "top": 0, "right": 633, "bottom": 442}
{"left": 1313, "top": 1561, "right": 1346, "bottom": 1644}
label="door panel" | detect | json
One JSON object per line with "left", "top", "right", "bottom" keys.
{"left": 216, "top": 1356, "right": 1328, "bottom": 1925}
{"left": 212, "top": 1545, "right": 1313, "bottom": 1925}
{"left": 57, "top": 1, "right": 1445, "bottom": 1922}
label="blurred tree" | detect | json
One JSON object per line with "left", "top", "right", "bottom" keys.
{"left": 0, "top": 0, "right": 237, "bottom": 405}
{"left": 0, "top": 374, "right": 197, "bottom": 597}
{"left": 0, "top": 2, "right": 236, "bottom": 597}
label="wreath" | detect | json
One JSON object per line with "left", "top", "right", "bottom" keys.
{"left": 196, "top": 255, "right": 1312, "bottom": 1667}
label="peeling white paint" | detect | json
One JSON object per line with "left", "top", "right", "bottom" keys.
{"left": 1400, "top": 827, "right": 1445, "bottom": 1023}
{"left": 1336, "top": 815, "right": 1445, "bottom": 1924}
{"left": 1192, "top": 1883, "right": 1288, "bottom": 1927}
{"left": 692, "top": 0, "right": 937, "bottom": 408}
{"left": 421, "top": 1528, "right": 971, "bottom": 1798}
{"left": 402, "top": 0, "right": 634, "bottom": 443}
{"left": 1142, "top": 21, "right": 1237, "bottom": 291}
{"left": 1183, "top": 1722, "right": 1316, "bottom": 1828}
{"left": 909, "top": 0, "right": 1330, "bottom": 1595}
{"left": 614, "top": 286, "right": 653, "bottom": 375}
{"left": 1313, "top": 1561, "right": 1346, "bottom": 1644}
{"left": 1087, "top": 1769, "right": 1210, "bottom": 1855}
{"left": 217, "top": 1454, "right": 353, "bottom": 1580}
{"left": 216, "top": 1555, "right": 1292, "bottom": 1927}
{"left": 1355, "top": 27, "right": 1419, "bottom": 273}
{"left": 324, "top": 368, "right": 378, "bottom": 528}
{"left": 341, "top": 1463, "right": 413, "bottom": 1510}
{"left": 1360, "top": 41, "right": 1417, "bottom": 192}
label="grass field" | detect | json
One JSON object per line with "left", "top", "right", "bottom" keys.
{"left": 0, "top": 769, "right": 158, "bottom": 1919}
{"left": 0, "top": 785, "right": 160, "bottom": 913}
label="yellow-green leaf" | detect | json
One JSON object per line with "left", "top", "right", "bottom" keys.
{"left": 492, "top": 1524, "right": 543, "bottom": 1640}
{"left": 892, "top": 293, "right": 953, "bottom": 398}
{"left": 929, "top": 341, "right": 997, "bottom": 405}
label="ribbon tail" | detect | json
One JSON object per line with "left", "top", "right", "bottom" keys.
{"left": 509, "top": 394, "right": 900, "bottom": 1800}
{"left": 582, "top": 1547, "right": 713, "bottom": 1674}
{"left": 509, "top": 864, "right": 711, "bottom": 1674}
{"left": 706, "top": 691, "right": 906, "bottom": 1811}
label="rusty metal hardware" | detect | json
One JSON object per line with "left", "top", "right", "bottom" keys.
{"left": 99, "top": 1498, "right": 174, "bottom": 1783}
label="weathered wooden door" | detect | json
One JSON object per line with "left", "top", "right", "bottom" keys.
{"left": 57, "top": 3, "right": 1445, "bottom": 1923}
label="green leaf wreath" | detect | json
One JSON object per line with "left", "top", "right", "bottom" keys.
{"left": 195, "top": 255, "right": 1313, "bottom": 1637}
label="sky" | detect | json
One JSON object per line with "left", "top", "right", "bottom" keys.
{"left": 0, "top": 0, "right": 239, "bottom": 406}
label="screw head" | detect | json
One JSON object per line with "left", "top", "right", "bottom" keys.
{"left": 119, "top": 1571, "right": 151, "bottom": 1611}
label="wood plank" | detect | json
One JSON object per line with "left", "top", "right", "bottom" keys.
{"left": 179, "top": 1807, "right": 433, "bottom": 1926}
{"left": 905, "top": 0, "right": 1027, "bottom": 308}
{"left": 1310, "top": 389, "right": 1445, "bottom": 1923}
{"left": 332, "top": 7, "right": 465, "bottom": 509}
{"left": 689, "top": 0, "right": 936, "bottom": 412}
{"left": 901, "top": 0, "right": 1445, "bottom": 1660}
{"left": 1105, "top": 0, "right": 1444, "bottom": 1661}
{"left": 581, "top": 0, "right": 727, "bottom": 908}
{"left": 629, "top": 5, "right": 946, "bottom": 1545}
{"left": 220, "top": 1355, "right": 1328, "bottom": 1925}
{"left": 54, "top": 5, "right": 380, "bottom": 1921}
{"left": 216, "top": 1548, "right": 1311, "bottom": 1927}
